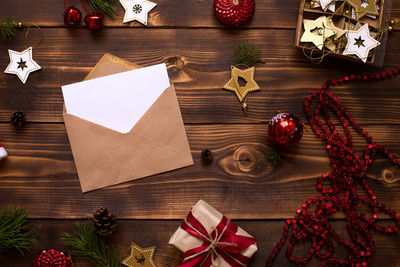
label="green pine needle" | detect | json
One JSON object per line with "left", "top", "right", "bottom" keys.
{"left": 234, "top": 42, "right": 263, "bottom": 66}
{"left": 86, "top": 0, "right": 117, "bottom": 18}
{"left": 0, "top": 207, "right": 36, "bottom": 254}
{"left": 266, "top": 149, "right": 281, "bottom": 166}
{"left": 62, "top": 222, "right": 121, "bottom": 267}
{"left": 0, "top": 17, "right": 18, "bottom": 40}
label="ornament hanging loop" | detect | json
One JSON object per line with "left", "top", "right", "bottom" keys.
{"left": 24, "top": 23, "right": 42, "bottom": 49}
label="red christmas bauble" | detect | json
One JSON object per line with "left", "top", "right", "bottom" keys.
{"left": 33, "top": 249, "right": 73, "bottom": 267}
{"left": 268, "top": 113, "right": 303, "bottom": 149}
{"left": 214, "top": 0, "right": 255, "bottom": 27}
{"left": 64, "top": 6, "right": 82, "bottom": 26}
{"left": 84, "top": 12, "right": 104, "bottom": 30}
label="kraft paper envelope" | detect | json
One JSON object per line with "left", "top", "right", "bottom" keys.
{"left": 62, "top": 54, "right": 193, "bottom": 192}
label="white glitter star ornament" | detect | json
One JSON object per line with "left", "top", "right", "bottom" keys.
{"left": 4, "top": 47, "right": 41, "bottom": 84}
{"left": 120, "top": 0, "right": 157, "bottom": 25}
{"left": 343, "top": 24, "right": 380, "bottom": 63}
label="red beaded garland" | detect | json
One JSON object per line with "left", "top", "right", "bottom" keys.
{"left": 214, "top": 0, "right": 255, "bottom": 27}
{"left": 266, "top": 66, "right": 400, "bottom": 267}
{"left": 33, "top": 249, "right": 73, "bottom": 267}
{"left": 268, "top": 113, "right": 304, "bottom": 149}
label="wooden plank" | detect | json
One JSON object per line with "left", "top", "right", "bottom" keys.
{"left": 0, "top": 0, "right": 399, "bottom": 29}
{"left": 1, "top": 220, "right": 400, "bottom": 266}
{"left": 0, "top": 0, "right": 300, "bottom": 28}
{"left": 0, "top": 29, "right": 400, "bottom": 124}
{"left": 0, "top": 123, "right": 400, "bottom": 219}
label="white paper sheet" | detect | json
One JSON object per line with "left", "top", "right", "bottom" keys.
{"left": 61, "top": 63, "right": 170, "bottom": 134}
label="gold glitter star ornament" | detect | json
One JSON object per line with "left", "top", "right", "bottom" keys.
{"left": 122, "top": 243, "right": 157, "bottom": 267}
{"left": 223, "top": 66, "right": 260, "bottom": 103}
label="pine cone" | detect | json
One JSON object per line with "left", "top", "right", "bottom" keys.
{"left": 10, "top": 111, "right": 25, "bottom": 127}
{"left": 201, "top": 149, "right": 213, "bottom": 163}
{"left": 93, "top": 208, "right": 117, "bottom": 236}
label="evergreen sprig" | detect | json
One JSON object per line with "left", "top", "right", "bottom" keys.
{"left": 86, "top": 0, "right": 117, "bottom": 18}
{"left": 62, "top": 222, "right": 121, "bottom": 267}
{"left": 266, "top": 148, "right": 281, "bottom": 166}
{"left": 234, "top": 42, "right": 263, "bottom": 66}
{"left": 0, "top": 17, "right": 18, "bottom": 40}
{"left": 0, "top": 207, "right": 36, "bottom": 254}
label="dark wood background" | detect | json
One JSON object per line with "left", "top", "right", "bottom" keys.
{"left": 1, "top": 0, "right": 400, "bottom": 266}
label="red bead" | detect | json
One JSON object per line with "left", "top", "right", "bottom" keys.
{"left": 214, "top": 0, "right": 255, "bottom": 27}
{"left": 84, "top": 12, "right": 104, "bottom": 30}
{"left": 64, "top": 6, "right": 82, "bottom": 26}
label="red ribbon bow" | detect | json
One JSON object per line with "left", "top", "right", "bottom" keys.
{"left": 179, "top": 211, "right": 258, "bottom": 267}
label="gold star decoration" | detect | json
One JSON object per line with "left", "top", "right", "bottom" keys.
{"left": 345, "top": 0, "right": 379, "bottom": 19}
{"left": 324, "top": 17, "right": 346, "bottom": 51}
{"left": 122, "top": 243, "right": 157, "bottom": 267}
{"left": 223, "top": 66, "right": 260, "bottom": 103}
{"left": 300, "top": 16, "right": 336, "bottom": 50}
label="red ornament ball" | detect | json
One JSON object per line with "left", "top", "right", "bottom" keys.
{"left": 268, "top": 113, "right": 303, "bottom": 149}
{"left": 214, "top": 0, "right": 255, "bottom": 27}
{"left": 33, "top": 249, "right": 73, "bottom": 267}
{"left": 84, "top": 12, "right": 104, "bottom": 30}
{"left": 64, "top": 6, "right": 82, "bottom": 26}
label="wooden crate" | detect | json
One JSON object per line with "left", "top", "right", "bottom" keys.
{"left": 295, "top": 0, "right": 392, "bottom": 66}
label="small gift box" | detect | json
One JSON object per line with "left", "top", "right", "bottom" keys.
{"left": 169, "top": 200, "right": 258, "bottom": 267}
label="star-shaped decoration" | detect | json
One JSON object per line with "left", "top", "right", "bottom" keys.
{"left": 343, "top": 24, "right": 380, "bottom": 62}
{"left": 345, "top": 0, "right": 379, "bottom": 19}
{"left": 323, "top": 17, "right": 346, "bottom": 51}
{"left": 345, "top": 21, "right": 379, "bottom": 39}
{"left": 17, "top": 58, "right": 27, "bottom": 71}
{"left": 300, "top": 16, "right": 336, "bottom": 50}
{"left": 223, "top": 66, "right": 260, "bottom": 103}
{"left": 122, "top": 243, "right": 157, "bottom": 267}
{"left": 312, "top": 1, "right": 336, "bottom": 12}
{"left": 318, "top": 0, "right": 335, "bottom": 10}
{"left": 119, "top": 0, "right": 157, "bottom": 25}
{"left": 354, "top": 36, "right": 365, "bottom": 47}
{"left": 4, "top": 47, "right": 41, "bottom": 84}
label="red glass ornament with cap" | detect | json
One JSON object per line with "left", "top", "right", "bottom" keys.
{"left": 214, "top": 0, "right": 255, "bottom": 27}
{"left": 64, "top": 6, "right": 82, "bottom": 26}
{"left": 268, "top": 113, "right": 304, "bottom": 149}
{"left": 33, "top": 249, "right": 73, "bottom": 267}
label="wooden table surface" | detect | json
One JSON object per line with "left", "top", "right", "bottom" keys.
{"left": 1, "top": 0, "right": 400, "bottom": 266}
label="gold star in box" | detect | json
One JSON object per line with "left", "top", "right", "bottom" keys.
{"left": 122, "top": 243, "right": 157, "bottom": 267}
{"left": 345, "top": 0, "right": 379, "bottom": 19}
{"left": 300, "top": 16, "right": 336, "bottom": 50}
{"left": 223, "top": 66, "right": 260, "bottom": 103}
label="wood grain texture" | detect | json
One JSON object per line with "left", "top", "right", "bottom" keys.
{"left": 0, "top": 29, "right": 400, "bottom": 123}
{"left": 1, "top": 0, "right": 400, "bottom": 265}
{"left": 0, "top": 0, "right": 399, "bottom": 29}
{"left": 1, "top": 220, "right": 400, "bottom": 266}
{"left": 0, "top": 123, "right": 400, "bottom": 219}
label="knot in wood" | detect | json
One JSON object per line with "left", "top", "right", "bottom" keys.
{"left": 233, "top": 146, "right": 256, "bottom": 172}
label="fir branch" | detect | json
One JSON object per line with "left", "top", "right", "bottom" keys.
{"left": 0, "top": 207, "right": 36, "bottom": 254}
{"left": 0, "top": 17, "right": 18, "bottom": 40}
{"left": 266, "top": 148, "right": 281, "bottom": 166}
{"left": 62, "top": 222, "right": 121, "bottom": 267}
{"left": 86, "top": 0, "right": 117, "bottom": 18}
{"left": 234, "top": 42, "right": 263, "bottom": 66}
